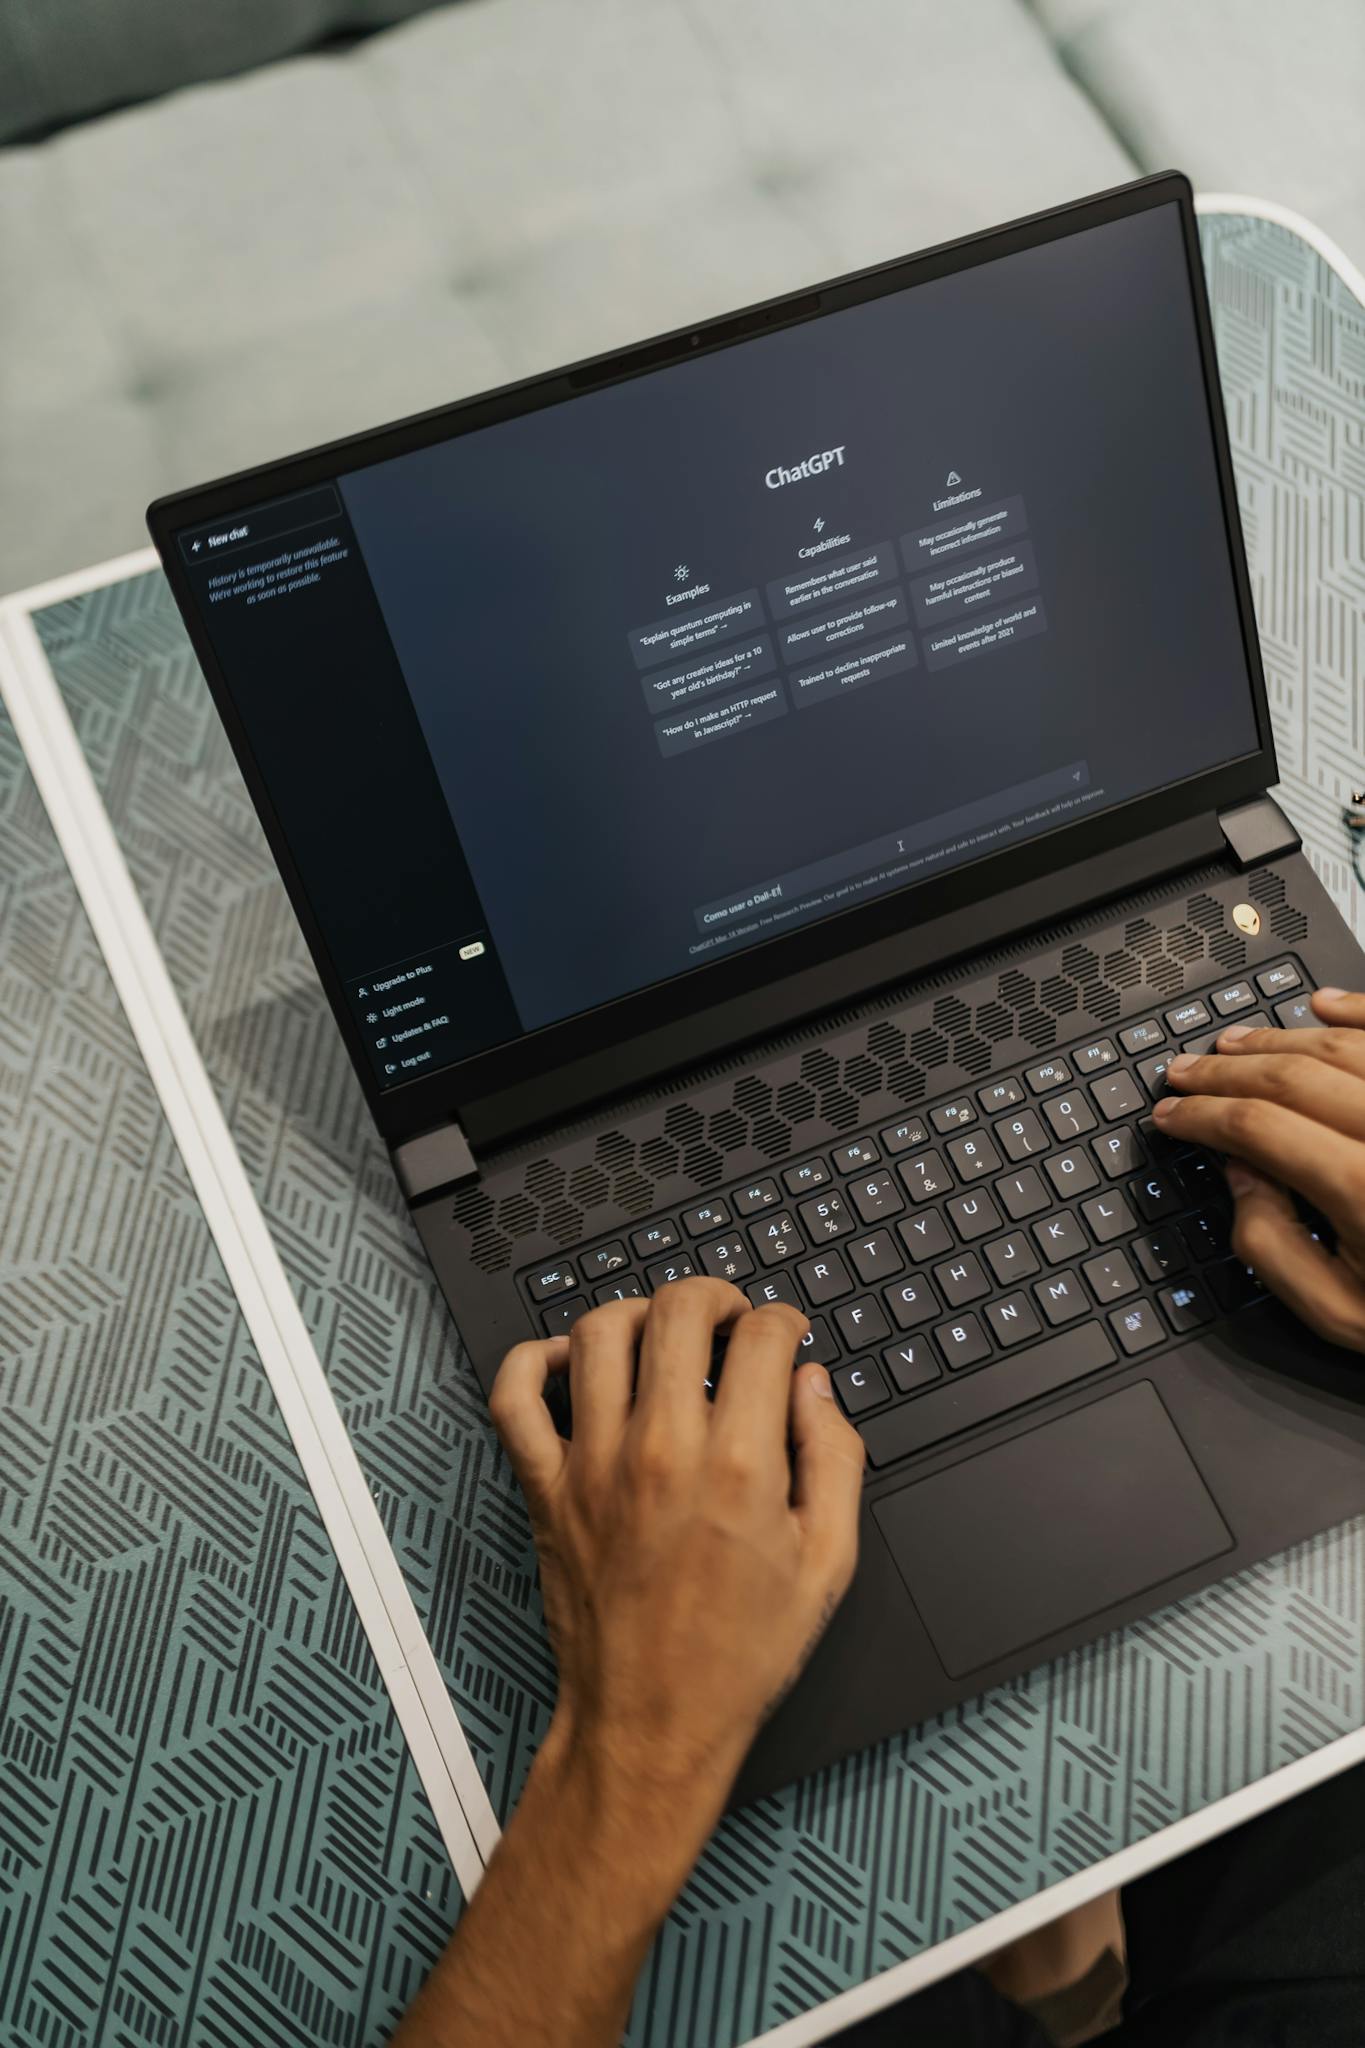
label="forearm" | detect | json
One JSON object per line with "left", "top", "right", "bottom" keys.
{"left": 392, "top": 1717, "right": 731, "bottom": 2048}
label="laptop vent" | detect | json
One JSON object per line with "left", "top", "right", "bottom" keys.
{"left": 449, "top": 867, "right": 1307, "bottom": 1276}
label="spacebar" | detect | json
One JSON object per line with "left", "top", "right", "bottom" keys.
{"left": 861, "top": 1323, "right": 1117, "bottom": 1468}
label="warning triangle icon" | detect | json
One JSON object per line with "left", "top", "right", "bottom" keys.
{"left": 946, "top": 469, "right": 961, "bottom": 486}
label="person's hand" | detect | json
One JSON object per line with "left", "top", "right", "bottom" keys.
{"left": 1154, "top": 986, "right": 1365, "bottom": 1351}
{"left": 392, "top": 1284, "right": 863, "bottom": 2048}
{"left": 490, "top": 1278, "right": 866, "bottom": 1811}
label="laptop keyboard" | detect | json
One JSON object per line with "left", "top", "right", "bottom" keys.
{"left": 520, "top": 959, "right": 1313, "bottom": 1468}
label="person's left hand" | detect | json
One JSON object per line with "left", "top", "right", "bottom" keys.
{"left": 1154, "top": 986, "right": 1365, "bottom": 1351}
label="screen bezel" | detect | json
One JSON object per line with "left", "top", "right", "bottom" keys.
{"left": 148, "top": 171, "right": 1275, "bottom": 1146}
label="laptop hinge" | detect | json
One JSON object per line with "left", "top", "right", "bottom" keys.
{"left": 392, "top": 1119, "right": 480, "bottom": 1202}
{"left": 1218, "top": 794, "right": 1300, "bottom": 869}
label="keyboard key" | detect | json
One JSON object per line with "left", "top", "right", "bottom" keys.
{"left": 783, "top": 1158, "right": 830, "bottom": 1195}
{"left": 1159, "top": 1278, "right": 1214, "bottom": 1331}
{"left": 647, "top": 1255, "right": 697, "bottom": 1288}
{"left": 836, "top": 1297, "right": 892, "bottom": 1349}
{"left": 848, "top": 1229, "right": 904, "bottom": 1285}
{"left": 880, "top": 1116, "right": 930, "bottom": 1154}
{"left": 934, "top": 1313, "right": 992, "bottom": 1371}
{"left": 849, "top": 1170, "right": 904, "bottom": 1224}
{"left": 594, "top": 1276, "right": 645, "bottom": 1303}
{"left": 1082, "top": 1249, "right": 1139, "bottom": 1302}
{"left": 734, "top": 1180, "right": 781, "bottom": 1216}
{"left": 884, "top": 1272, "right": 940, "bottom": 1330}
{"left": 1034, "top": 1268, "right": 1089, "bottom": 1324}
{"left": 882, "top": 1336, "right": 941, "bottom": 1395}
{"left": 934, "top": 1253, "right": 989, "bottom": 1308}
{"left": 1081, "top": 1191, "right": 1136, "bottom": 1243}
{"left": 1073, "top": 1038, "right": 1119, "bottom": 1075}
{"left": 985, "top": 1291, "right": 1042, "bottom": 1347}
{"left": 977, "top": 1076, "right": 1024, "bottom": 1112}
{"left": 947, "top": 1190, "right": 1002, "bottom": 1241}
{"left": 1175, "top": 1154, "right": 1222, "bottom": 1205}
{"left": 631, "top": 1221, "right": 680, "bottom": 1258}
{"left": 542, "top": 1296, "right": 588, "bottom": 1335}
{"left": 984, "top": 1231, "right": 1041, "bottom": 1286}
{"left": 859, "top": 1321, "right": 1115, "bottom": 1465}
{"left": 528, "top": 1263, "right": 577, "bottom": 1301}
{"left": 833, "top": 1138, "right": 880, "bottom": 1173}
{"left": 697, "top": 1236, "right": 755, "bottom": 1281}
{"left": 1181, "top": 1210, "right": 1229, "bottom": 1264}
{"left": 1025, "top": 1057, "right": 1072, "bottom": 1094}
{"left": 1131, "top": 1171, "right": 1180, "bottom": 1222}
{"left": 946, "top": 1131, "right": 1002, "bottom": 1181}
{"left": 1137, "top": 1050, "right": 1175, "bottom": 1096}
{"left": 747, "top": 1271, "right": 801, "bottom": 1310}
{"left": 898, "top": 1211, "right": 955, "bottom": 1263}
{"left": 996, "top": 1167, "right": 1050, "bottom": 1221}
{"left": 1256, "top": 961, "right": 1301, "bottom": 998}
{"left": 1033, "top": 1210, "right": 1087, "bottom": 1264}
{"left": 798, "top": 1318, "right": 840, "bottom": 1366}
{"left": 683, "top": 1199, "right": 731, "bottom": 1235}
{"left": 1119, "top": 1018, "right": 1164, "bottom": 1055}
{"left": 1092, "top": 1127, "right": 1145, "bottom": 1179}
{"left": 799, "top": 1191, "right": 855, "bottom": 1241}
{"left": 1046, "top": 1148, "right": 1101, "bottom": 1198}
{"left": 1275, "top": 994, "right": 1316, "bottom": 1029}
{"left": 1109, "top": 1299, "right": 1163, "bottom": 1354}
{"left": 580, "top": 1242, "right": 629, "bottom": 1280}
{"left": 930, "top": 1097, "right": 977, "bottom": 1134}
{"left": 1133, "top": 1231, "right": 1187, "bottom": 1283}
{"left": 833, "top": 1359, "right": 889, "bottom": 1416}
{"left": 1208, "top": 1260, "right": 1264, "bottom": 1311}
{"left": 899, "top": 1150, "right": 954, "bottom": 1202}
{"left": 1211, "top": 980, "right": 1256, "bottom": 1017}
{"left": 996, "top": 1110, "right": 1048, "bottom": 1162}
{"left": 1089, "top": 1070, "right": 1144, "bottom": 1121}
{"left": 750, "top": 1213, "right": 804, "bottom": 1266}
{"left": 1165, "top": 998, "right": 1213, "bottom": 1034}
{"left": 797, "top": 1249, "right": 854, "bottom": 1304}
{"left": 1043, "top": 1092, "right": 1097, "bottom": 1141}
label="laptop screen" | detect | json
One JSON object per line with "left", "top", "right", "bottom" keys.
{"left": 172, "top": 199, "right": 1258, "bottom": 1091}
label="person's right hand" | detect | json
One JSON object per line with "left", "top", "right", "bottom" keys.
{"left": 1156, "top": 986, "right": 1365, "bottom": 1352}
{"left": 490, "top": 1278, "right": 865, "bottom": 1812}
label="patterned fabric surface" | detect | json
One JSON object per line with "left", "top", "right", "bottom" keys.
{"left": 0, "top": 714, "right": 453, "bottom": 2045}
{"left": 10, "top": 213, "right": 1365, "bottom": 2044}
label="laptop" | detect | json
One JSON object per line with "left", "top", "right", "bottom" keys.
{"left": 149, "top": 172, "right": 1365, "bottom": 1804}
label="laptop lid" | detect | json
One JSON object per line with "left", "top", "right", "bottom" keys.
{"left": 149, "top": 172, "right": 1273, "bottom": 1150}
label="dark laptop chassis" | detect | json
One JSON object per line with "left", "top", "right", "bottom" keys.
{"left": 149, "top": 172, "right": 1365, "bottom": 1803}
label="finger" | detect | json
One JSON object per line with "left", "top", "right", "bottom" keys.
{"left": 1203, "top": 1018, "right": 1365, "bottom": 1084}
{"left": 1225, "top": 1163, "right": 1365, "bottom": 1352}
{"left": 632, "top": 1275, "right": 747, "bottom": 1433}
{"left": 711, "top": 1301, "right": 810, "bottom": 1453}
{"left": 1151, "top": 1090, "right": 1365, "bottom": 1226}
{"left": 489, "top": 1337, "right": 571, "bottom": 1501}
{"left": 566, "top": 1296, "right": 650, "bottom": 1463}
{"left": 1313, "top": 987, "right": 1365, "bottom": 1029}
{"left": 789, "top": 1364, "right": 865, "bottom": 1591}
{"left": 1163, "top": 1047, "right": 1365, "bottom": 1141}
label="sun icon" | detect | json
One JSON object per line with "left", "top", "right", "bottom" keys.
{"left": 673, "top": 563, "right": 689, "bottom": 582}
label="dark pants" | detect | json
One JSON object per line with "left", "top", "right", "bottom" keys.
{"left": 834, "top": 1763, "right": 1365, "bottom": 2045}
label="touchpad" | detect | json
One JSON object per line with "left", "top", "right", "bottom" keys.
{"left": 872, "top": 1383, "right": 1233, "bottom": 1678}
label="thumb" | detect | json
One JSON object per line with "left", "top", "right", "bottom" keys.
{"left": 1227, "top": 1162, "right": 1365, "bottom": 1351}
{"left": 789, "top": 1364, "right": 864, "bottom": 1590}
